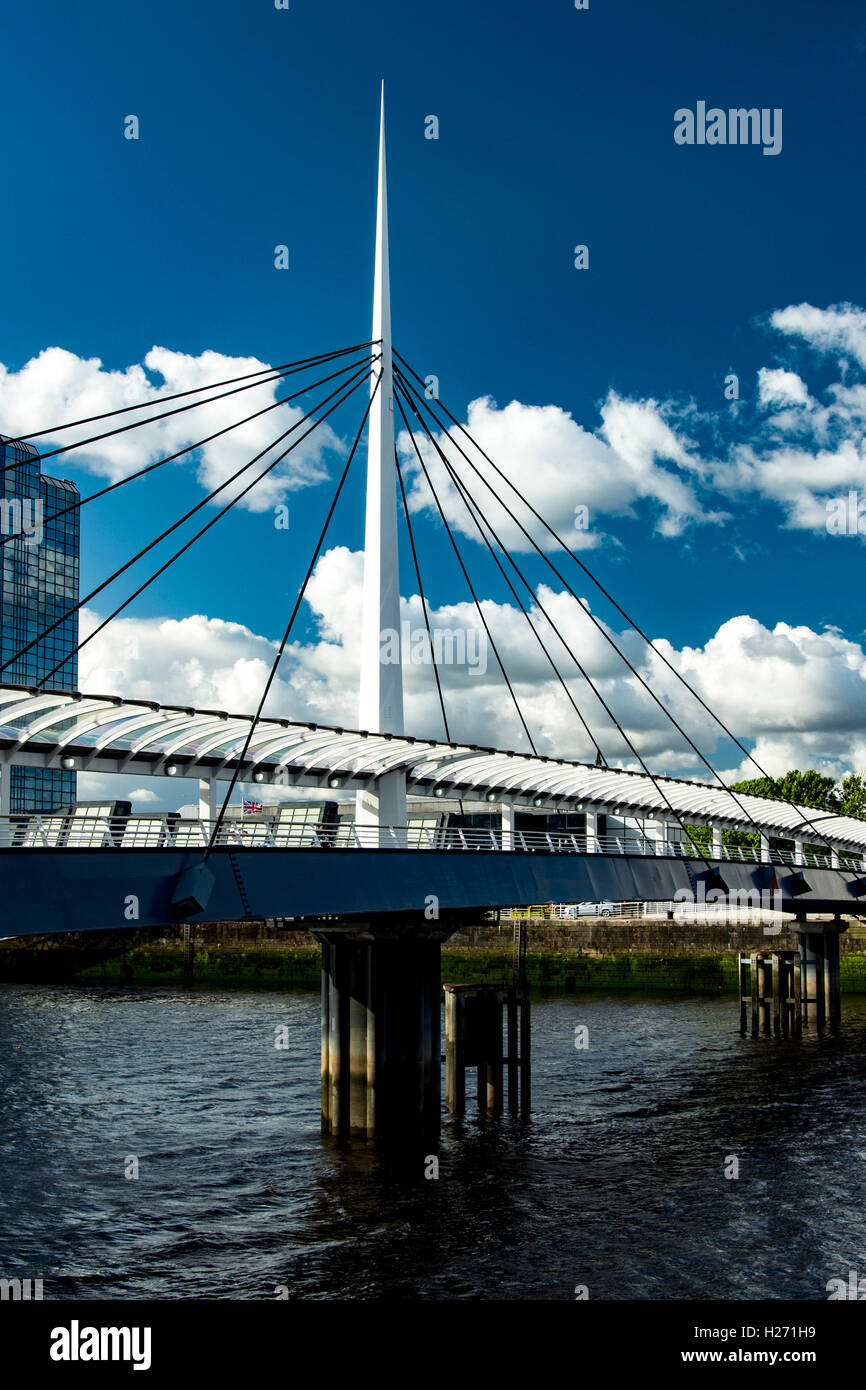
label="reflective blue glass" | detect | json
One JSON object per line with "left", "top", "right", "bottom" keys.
{"left": 0, "top": 436, "right": 80, "bottom": 812}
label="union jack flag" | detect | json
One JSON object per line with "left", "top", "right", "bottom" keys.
{"left": 242, "top": 798, "right": 263, "bottom": 815}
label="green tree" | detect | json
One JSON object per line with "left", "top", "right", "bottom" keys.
{"left": 730, "top": 769, "right": 840, "bottom": 811}
{"left": 683, "top": 768, "right": 866, "bottom": 856}
{"left": 838, "top": 773, "right": 866, "bottom": 820}
{"left": 684, "top": 824, "right": 758, "bottom": 854}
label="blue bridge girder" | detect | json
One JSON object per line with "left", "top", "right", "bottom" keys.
{"left": 0, "top": 847, "right": 863, "bottom": 938}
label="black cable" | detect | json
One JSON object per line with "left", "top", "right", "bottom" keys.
{"left": 396, "top": 364, "right": 770, "bottom": 838}
{"left": 6, "top": 341, "right": 375, "bottom": 443}
{"left": 203, "top": 375, "right": 382, "bottom": 859}
{"left": 7, "top": 357, "right": 377, "bottom": 683}
{"left": 394, "top": 360, "right": 817, "bottom": 857}
{"left": 395, "top": 448, "right": 452, "bottom": 743}
{"left": 0, "top": 352, "right": 373, "bottom": 552}
{"left": 396, "top": 365, "right": 773, "bottom": 852}
{"left": 395, "top": 349, "right": 839, "bottom": 856}
{"left": 395, "top": 376, "right": 728, "bottom": 866}
{"left": 37, "top": 362, "right": 377, "bottom": 688}
{"left": 394, "top": 390, "right": 538, "bottom": 756}
{"left": 396, "top": 382, "right": 714, "bottom": 865}
{"left": 395, "top": 381, "right": 605, "bottom": 762}
{"left": 0, "top": 343, "right": 374, "bottom": 479}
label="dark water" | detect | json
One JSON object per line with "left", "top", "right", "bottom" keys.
{"left": 1, "top": 982, "right": 865, "bottom": 1301}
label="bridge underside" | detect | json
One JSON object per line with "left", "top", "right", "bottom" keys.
{"left": 0, "top": 848, "right": 863, "bottom": 937}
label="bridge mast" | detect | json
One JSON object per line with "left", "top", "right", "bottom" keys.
{"left": 356, "top": 84, "right": 407, "bottom": 839}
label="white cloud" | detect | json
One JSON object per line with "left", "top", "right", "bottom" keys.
{"left": 770, "top": 302, "right": 866, "bottom": 369}
{"left": 72, "top": 553, "right": 866, "bottom": 809}
{"left": 662, "top": 616, "right": 866, "bottom": 742}
{"left": 722, "top": 437, "right": 866, "bottom": 531}
{"left": 394, "top": 303, "right": 866, "bottom": 542}
{"left": 757, "top": 367, "right": 812, "bottom": 410}
{"left": 79, "top": 607, "right": 286, "bottom": 712}
{"left": 397, "top": 391, "right": 724, "bottom": 553}
{"left": 0, "top": 346, "right": 346, "bottom": 511}
{"left": 698, "top": 303, "right": 866, "bottom": 531}
{"left": 394, "top": 300, "right": 866, "bottom": 548}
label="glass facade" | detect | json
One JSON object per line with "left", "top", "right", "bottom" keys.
{"left": 0, "top": 436, "right": 79, "bottom": 812}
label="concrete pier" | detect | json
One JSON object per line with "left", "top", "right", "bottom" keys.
{"left": 740, "top": 919, "right": 847, "bottom": 1036}
{"left": 795, "top": 918, "right": 844, "bottom": 1032}
{"left": 316, "top": 927, "right": 446, "bottom": 1139}
{"left": 738, "top": 950, "right": 802, "bottom": 1037}
{"left": 739, "top": 922, "right": 845, "bottom": 1034}
{"left": 443, "top": 981, "right": 530, "bottom": 1118}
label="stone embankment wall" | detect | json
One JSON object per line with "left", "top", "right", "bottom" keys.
{"left": 1, "top": 916, "right": 865, "bottom": 992}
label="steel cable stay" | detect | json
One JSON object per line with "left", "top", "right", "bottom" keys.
{"left": 2, "top": 341, "right": 377, "bottom": 455}
{"left": 0, "top": 345, "right": 373, "bottom": 482}
{"left": 394, "top": 380, "right": 606, "bottom": 765}
{"left": 395, "top": 448, "right": 469, "bottom": 815}
{"left": 394, "top": 379, "right": 719, "bottom": 868}
{"left": 393, "top": 390, "right": 538, "bottom": 757}
{"left": 203, "top": 375, "right": 383, "bottom": 859}
{"left": 395, "top": 349, "right": 843, "bottom": 855}
{"left": 394, "top": 365, "right": 774, "bottom": 851}
{"left": 36, "top": 361, "right": 378, "bottom": 688}
{"left": 0, "top": 351, "right": 375, "bottom": 553}
{"left": 4, "top": 357, "right": 379, "bottom": 685}
{"left": 394, "top": 448, "right": 452, "bottom": 744}
{"left": 393, "top": 356, "right": 837, "bottom": 861}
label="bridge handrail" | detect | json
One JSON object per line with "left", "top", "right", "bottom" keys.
{"left": 0, "top": 814, "right": 860, "bottom": 869}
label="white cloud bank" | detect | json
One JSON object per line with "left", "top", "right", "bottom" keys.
{"left": 75, "top": 546, "right": 866, "bottom": 807}
{"left": 393, "top": 300, "right": 866, "bottom": 546}
{"left": 397, "top": 390, "right": 724, "bottom": 552}
{"left": 0, "top": 346, "right": 345, "bottom": 511}
{"left": 3, "top": 301, "right": 866, "bottom": 539}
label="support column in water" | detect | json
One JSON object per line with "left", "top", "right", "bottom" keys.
{"left": 317, "top": 927, "right": 447, "bottom": 1139}
{"left": 796, "top": 917, "right": 845, "bottom": 1031}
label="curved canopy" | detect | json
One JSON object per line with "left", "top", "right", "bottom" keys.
{"left": 0, "top": 682, "right": 863, "bottom": 852}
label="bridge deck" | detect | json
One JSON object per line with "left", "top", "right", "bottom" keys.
{"left": 0, "top": 843, "right": 862, "bottom": 937}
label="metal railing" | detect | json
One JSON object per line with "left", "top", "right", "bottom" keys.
{"left": 0, "top": 813, "right": 861, "bottom": 869}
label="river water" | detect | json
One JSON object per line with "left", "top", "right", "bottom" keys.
{"left": 1, "top": 982, "right": 865, "bottom": 1301}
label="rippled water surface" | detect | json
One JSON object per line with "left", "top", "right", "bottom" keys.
{"left": 2, "top": 982, "right": 865, "bottom": 1300}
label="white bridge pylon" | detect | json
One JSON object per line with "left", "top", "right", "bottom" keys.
{"left": 356, "top": 84, "right": 407, "bottom": 843}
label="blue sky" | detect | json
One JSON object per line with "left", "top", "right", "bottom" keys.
{"left": 2, "top": 0, "right": 866, "bottom": 788}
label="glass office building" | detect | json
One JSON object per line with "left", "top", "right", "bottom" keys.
{"left": 0, "top": 435, "right": 80, "bottom": 812}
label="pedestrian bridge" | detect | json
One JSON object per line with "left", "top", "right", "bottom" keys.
{"left": 1, "top": 683, "right": 865, "bottom": 860}
{"left": 2, "top": 680, "right": 866, "bottom": 936}
{"left": 0, "top": 96, "right": 861, "bottom": 1136}
{"left": 1, "top": 808, "right": 865, "bottom": 939}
